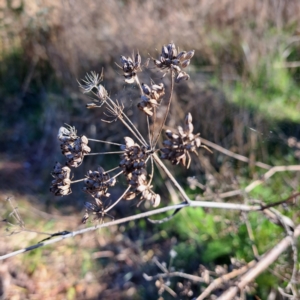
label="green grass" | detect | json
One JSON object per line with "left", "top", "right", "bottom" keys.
{"left": 225, "top": 57, "right": 300, "bottom": 122}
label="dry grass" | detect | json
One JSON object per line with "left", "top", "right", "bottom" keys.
{"left": 3, "top": 0, "right": 300, "bottom": 78}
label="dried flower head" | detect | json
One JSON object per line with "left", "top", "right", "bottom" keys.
{"left": 160, "top": 113, "right": 202, "bottom": 168}
{"left": 53, "top": 43, "right": 203, "bottom": 222}
{"left": 78, "top": 71, "right": 103, "bottom": 93}
{"left": 138, "top": 82, "right": 165, "bottom": 116}
{"left": 119, "top": 52, "right": 141, "bottom": 84}
{"left": 82, "top": 200, "right": 111, "bottom": 224}
{"left": 120, "top": 137, "right": 160, "bottom": 206}
{"left": 50, "top": 162, "right": 72, "bottom": 196}
{"left": 154, "top": 43, "right": 194, "bottom": 83}
{"left": 83, "top": 166, "right": 116, "bottom": 201}
{"left": 58, "top": 125, "right": 91, "bottom": 168}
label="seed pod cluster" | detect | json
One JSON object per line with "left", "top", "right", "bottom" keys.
{"left": 50, "top": 162, "right": 72, "bottom": 196}
{"left": 120, "top": 137, "right": 160, "bottom": 207}
{"left": 83, "top": 166, "right": 116, "bottom": 201}
{"left": 82, "top": 201, "right": 105, "bottom": 224}
{"left": 160, "top": 113, "right": 201, "bottom": 168}
{"left": 138, "top": 83, "right": 165, "bottom": 116}
{"left": 97, "top": 84, "right": 108, "bottom": 100}
{"left": 154, "top": 43, "right": 194, "bottom": 83}
{"left": 120, "top": 53, "right": 141, "bottom": 84}
{"left": 58, "top": 126, "right": 91, "bottom": 168}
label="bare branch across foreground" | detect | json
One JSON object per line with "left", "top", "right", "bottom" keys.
{"left": 0, "top": 201, "right": 261, "bottom": 261}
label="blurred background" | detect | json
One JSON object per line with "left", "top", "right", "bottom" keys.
{"left": 1, "top": 0, "right": 300, "bottom": 299}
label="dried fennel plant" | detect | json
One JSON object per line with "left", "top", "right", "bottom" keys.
{"left": 50, "top": 42, "right": 208, "bottom": 223}
{"left": 3, "top": 43, "right": 300, "bottom": 300}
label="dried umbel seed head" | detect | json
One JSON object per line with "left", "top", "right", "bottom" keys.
{"left": 120, "top": 138, "right": 148, "bottom": 179}
{"left": 120, "top": 137, "right": 158, "bottom": 206}
{"left": 138, "top": 82, "right": 165, "bottom": 116}
{"left": 140, "top": 188, "right": 161, "bottom": 207}
{"left": 83, "top": 166, "right": 116, "bottom": 200}
{"left": 120, "top": 52, "right": 141, "bottom": 84}
{"left": 175, "top": 71, "right": 190, "bottom": 83}
{"left": 82, "top": 200, "right": 106, "bottom": 224}
{"left": 58, "top": 126, "right": 91, "bottom": 168}
{"left": 57, "top": 125, "right": 77, "bottom": 143}
{"left": 78, "top": 71, "right": 103, "bottom": 93}
{"left": 154, "top": 43, "right": 194, "bottom": 83}
{"left": 98, "top": 84, "right": 108, "bottom": 101}
{"left": 160, "top": 113, "right": 202, "bottom": 168}
{"left": 50, "top": 162, "right": 72, "bottom": 196}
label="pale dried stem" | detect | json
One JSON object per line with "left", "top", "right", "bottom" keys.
{"left": 144, "top": 270, "right": 206, "bottom": 283}
{"left": 216, "top": 225, "right": 300, "bottom": 300}
{"left": 200, "top": 165, "right": 300, "bottom": 201}
{"left": 0, "top": 201, "right": 261, "bottom": 260}
{"left": 148, "top": 155, "right": 155, "bottom": 187}
{"left": 147, "top": 115, "right": 152, "bottom": 148}
{"left": 271, "top": 208, "right": 299, "bottom": 298}
{"left": 244, "top": 165, "right": 300, "bottom": 193}
{"left": 201, "top": 138, "right": 271, "bottom": 170}
{"left": 153, "top": 72, "right": 174, "bottom": 148}
{"left": 152, "top": 152, "right": 191, "bottom": 204}
{"left": 7, "top": 197, "right": 24, "bottom": 228}
{"left": 106, "top": 170, "right": 123, "bottom": 183}
{"left": 105, "top": 166, "right": 121, "bottom": 174}
{"left": 242, "top": 212, "right": 259, "bottom": 259}
{"left": 134, "top": 74, "right": 144, "bottom": 95}
{"left": 87, "top": 151, "right": 124, "bottom": 155}
{"left": 153, "top": 256, "right": 169, "bottom": 273}
{"left": 87, "top": 138, "right": 122, "bottom": 146}
{"left": 104, "top": 186, "right": 131, "bottom": 213}
{"left": 71, "top": 178, "right": 85, "bottom": 184}
{"left": 196, "top": 260, "right": 257, "bottom": 300}
{"left": 105, "top": 95, "right": 148, "bottom": 146}
{"left": 151, "top": 108, "right": 157, "bottom": 147}
{"left": 161, "top": 282, "right": 177, "bottom": 298}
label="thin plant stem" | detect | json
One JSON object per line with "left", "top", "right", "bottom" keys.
{"left": 200, "top": 138, "right": 271, "bottom": 170}
{"left": 134, "top": 75, "right": 144, "bottom": 95}
{"left": 72, "top": 169, "right": 122, "bottom": 185}
{"left": 153, "top": 72, "right": 174, "bottom": 148}
{"left": 87, "top": 151, "right": 124, "bottom": 155}
{"left": 88, "top": 138, "right": 122, "bottom": 146}
{"left": 105, "top": 166, "right": 121, "bottom": 174}
{"left": 104, "top": 95, "right": 148, "bottom": 147}
{"left": 147, "top": 116, "right": 152, "bottom": 148}
{"left": 151, "top": 108, "right": 157, "bottom": 147}
{"left": 106, "top": 170, "right": 123, "bottom": 183}
{"left": 242, "top": 212, "right": 259, "bottom": 259}
{"left": 152, "top": 153, "right": 191, "bottom": 204}
{"left": 0, "top": 201, "right": 262, "bottom": 260}
{"left": 105, "top": 91, "right": 148, "bottom": 147}
{"left": 71, "top": 178, "right": 85, "bottom": 184}
{"left": 148, "top": 155, "right": 155, "bottom": 187}
{"left": 104, "top": 186, "right": 130, "bottom": 213}
{"left": 144, "top": 270, "right": 206, "bottom": 283}
{"left": 135, "top": 75, "right": 155, "bottom": 148}
{"left": 121, "top": 109, "right": 149, "bottom": 147}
